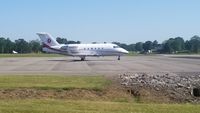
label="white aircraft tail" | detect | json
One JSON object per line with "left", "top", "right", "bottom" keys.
{"left": 12, "top": 50, "right": 18, "bottom": 54}
{"left": 37, "top": 32, "right": 59, "bottom": 47}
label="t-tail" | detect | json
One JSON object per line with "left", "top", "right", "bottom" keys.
{"left": 36, "top": 32, "right": 60, "bottom": 47}
{"left": 37, "top": 32, "right": 62, "bottom": 54}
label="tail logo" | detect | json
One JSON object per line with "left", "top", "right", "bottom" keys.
{"left": 47, "top": 38, "right": 51, "bottom": 44}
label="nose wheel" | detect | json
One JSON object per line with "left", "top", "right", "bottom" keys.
{"left": 118, "top": 56, "right": 121, "bottom": 60}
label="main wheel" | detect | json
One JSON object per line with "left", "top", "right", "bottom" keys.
{"left": 81, "top": 57, "right": 85, "bottom": 61}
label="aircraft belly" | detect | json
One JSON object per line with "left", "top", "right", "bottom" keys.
{"left": 70, "top": 50, "right": 122, "bottom": 56}
{"left": 101, "top": 51, "right": 121, "bottom": 56}
{"left": 71, "top": 51, "right": 98, "bottom": 56}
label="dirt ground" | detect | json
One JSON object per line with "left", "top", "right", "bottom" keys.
{"left": 0, "top": 85, "right": 134, "bottom": 102}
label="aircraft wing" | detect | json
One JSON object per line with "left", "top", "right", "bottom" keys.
{"left": 71, "top": 50, "right": 100, "bottom": 56}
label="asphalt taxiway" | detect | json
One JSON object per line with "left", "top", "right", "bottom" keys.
{"left": 0, "top": 55, "right": 200, "bottom": 75}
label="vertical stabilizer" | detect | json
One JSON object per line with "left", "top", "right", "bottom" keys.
{"left": 37, "top": 32, "right": 59, "bottom": 46}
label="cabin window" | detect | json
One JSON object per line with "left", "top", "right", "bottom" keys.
{"left": 113, "top": 46, "right": 120, "bottom": 48}
{"left": 61, "top": 46, "right": 68, "bottom": 50}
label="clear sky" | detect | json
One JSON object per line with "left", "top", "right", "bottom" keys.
{"left": 0, "top": 0, "right": 200, "bottom": 44}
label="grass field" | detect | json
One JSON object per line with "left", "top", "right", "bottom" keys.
{"left": 0, "top": 53, "right": 63, "bottom": 57}
{"left": 0, "top": 99, "right": 200, "bottom": 113}
{"left": 0, "top": 75, "right": 199, "bottom": 113}
{"left": 0, "top": 75, "right": 110, "bottom": 90}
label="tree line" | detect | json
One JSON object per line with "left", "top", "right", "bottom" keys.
{"left": 0, "top": 38, "right": 41, "bottom": 53}
{"left": 0, "top": 35, "right": 200, "bottom": 54}
{"left": 0, "top": 37, "right": 81, "bottom": 53}
{"left": 113, "top": 35, "right": 200, "bottom": 54}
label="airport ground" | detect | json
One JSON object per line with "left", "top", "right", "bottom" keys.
{"left": 0, "top": 54, "right": 200, "bottom": 75}
{"left": 0, "top": 54, "right": 200, "bottom": 113}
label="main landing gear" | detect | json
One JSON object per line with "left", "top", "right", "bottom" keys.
{"left": 80, "top": 57, "right": 86, "bottom": 61}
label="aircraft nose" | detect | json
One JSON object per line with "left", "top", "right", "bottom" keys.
{"left": 123, "top": 49, "right": 129, "bottom": 54}
{"left": 120, "top": 48, "right": 129, "bottom": 54}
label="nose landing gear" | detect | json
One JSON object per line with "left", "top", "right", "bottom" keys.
{"left": 118, "top": 56, "right": 121, "bottom": 60}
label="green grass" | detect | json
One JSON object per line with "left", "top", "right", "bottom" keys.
{"left": 0, "top": 53, "right": 63, "bottom": 57}
{"left": 0, "top": 75, "right": 199, "bottom": 113}
{"left": 0, "top": 99, "right": 199, "bottom": 113}
{"left": 0, "top": 75, "right": 111, "bottom": 90}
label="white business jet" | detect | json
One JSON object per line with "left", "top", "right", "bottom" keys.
{"left": 37, "top": 33, "right": 128, "bottom": 61}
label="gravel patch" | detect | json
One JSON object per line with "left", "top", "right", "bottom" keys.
{"left": 119, "top": 72, "right": 200, "bottom": 103}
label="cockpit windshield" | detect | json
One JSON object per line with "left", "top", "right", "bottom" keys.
{"left": 113, "top": 46, "right": 120, "bottom": 48}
